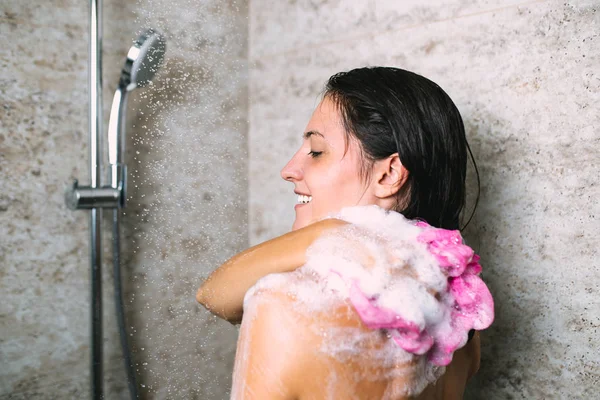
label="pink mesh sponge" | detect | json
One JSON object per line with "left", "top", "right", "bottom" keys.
{"left": 348, "top": 221, "right": 494, "bottom": 366}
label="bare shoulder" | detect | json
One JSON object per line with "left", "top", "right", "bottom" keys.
{"left": 234, "top": 282, "right": 327, "bottom": 399}
{"left": 242, "top": 279, "right": 346, "bottom": 354}
{"left": 244, "top": 274, "right": 363, "bottom": 334}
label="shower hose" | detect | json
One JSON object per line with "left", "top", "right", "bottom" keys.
{"left": 113, "top": 210, "right": 140, "bottom": 399}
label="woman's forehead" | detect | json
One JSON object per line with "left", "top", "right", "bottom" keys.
{"left": 305, "top": 98, "right": 345, "bottom": 142}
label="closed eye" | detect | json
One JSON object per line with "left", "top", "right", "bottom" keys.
{"left": 308, "top": 151, "right": 322, "bottom": 158}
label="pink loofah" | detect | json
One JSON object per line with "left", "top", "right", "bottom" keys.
{"left": 349, "top": 281, "right": 434, "bottom": 355}
{"left": 347, "top": 220, "right": 494, "bottom": 366}
{"left": 415, "top": 222, "right": 475, "bottom": 277}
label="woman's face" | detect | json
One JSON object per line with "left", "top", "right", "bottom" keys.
{"left": 281, "top": 97, "right": 378, "bottom": 231}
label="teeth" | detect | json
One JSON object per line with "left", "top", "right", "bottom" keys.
{"left": 297, "top": 194, "right": 312, "bottom": 204}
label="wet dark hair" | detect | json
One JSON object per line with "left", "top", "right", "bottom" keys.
{"left": 324, "top": 67, "right": 479, "bottom": 231}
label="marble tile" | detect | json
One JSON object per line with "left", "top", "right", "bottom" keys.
{"left": 249, "top": 1, "right": 599, "bottom": 398}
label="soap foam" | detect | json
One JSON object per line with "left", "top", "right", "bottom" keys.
{"left": 239, "top": 205, "right": 493, "bottom": 398}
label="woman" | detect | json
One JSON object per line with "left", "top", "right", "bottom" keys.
{"left": 197, "top": 67, "right": 493, "bottom": 399}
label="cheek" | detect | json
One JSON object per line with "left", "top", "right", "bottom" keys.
{"left": 309, "top": 166, "right": 361, "bottom": 212}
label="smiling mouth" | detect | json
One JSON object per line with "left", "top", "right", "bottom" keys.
{"left": 297, "top": 194, "right": 312, "bottom": 204}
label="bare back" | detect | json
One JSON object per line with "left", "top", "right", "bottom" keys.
{"left": 232, "top": 272, "right": 480, "bottom": 400}
{"left": 293, "top": 301, "right": 479, "bottom": 400}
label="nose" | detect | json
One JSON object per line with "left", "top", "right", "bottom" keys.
{"left": 280, "top": 149, "right": 303, "bottom": 182}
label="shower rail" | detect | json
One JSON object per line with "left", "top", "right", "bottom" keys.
{"left": 65, "top": 2, "right": 165, "bottom": 399}
{"left": 63, "top": 0, "right": 129, "bottom": 399}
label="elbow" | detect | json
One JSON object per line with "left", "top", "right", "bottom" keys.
{"left": 196, "top": 285, "right": 212, "bottom": 309}
{"left": 196, "top": 286, "right": 205, "bottom": 305}
{"left": 195, "top": 287, "right": 220, "bottom": 317}
{"left": 196, "top": 286, "right": 242, "bottom": 325}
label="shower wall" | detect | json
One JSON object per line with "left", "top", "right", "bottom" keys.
{"left": 1, "top": 1, "right": 247, "bottom": 399}
{"left": 248, "top": 0, "right": 599, "bottom": 398}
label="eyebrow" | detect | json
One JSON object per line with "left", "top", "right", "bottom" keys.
{"left": 303, "top": 130, "right": 324, "bottom": 139}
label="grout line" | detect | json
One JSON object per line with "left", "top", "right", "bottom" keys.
{"left": 249, "top": 0, "right": 549, "bottom": 62}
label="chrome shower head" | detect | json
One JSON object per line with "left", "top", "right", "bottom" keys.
{"left": 120, "top": 28, "right": 166, "bottom": 90}
{"left": 107, "top": 28, "right": 166, "bottom": 190}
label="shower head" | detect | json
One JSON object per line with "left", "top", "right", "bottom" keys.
{"left": 120, "top": 28, "right": 166, "bottom": 90}
{"left": 107, "top": 28, "right": 166, "bottom": 189}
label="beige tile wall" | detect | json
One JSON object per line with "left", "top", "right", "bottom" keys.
{"left": 1, "top": 0, "right": 247, "bottom": 398}
{"left": 248, "top": 1, "right": 599, "bottom": 398}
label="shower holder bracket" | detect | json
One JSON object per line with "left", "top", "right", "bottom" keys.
{"left": 65, "top": 179, "right": 124, "bottom": 210}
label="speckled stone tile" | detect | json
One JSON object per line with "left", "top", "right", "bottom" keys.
{"left": 250, "top": 0, "right": 540, "bottom": 58}
{"left": 1, "top": 0, "right": 248, "bottom": 399}
{"left": 249, "top": 1, "right": 599, "bottom": 398}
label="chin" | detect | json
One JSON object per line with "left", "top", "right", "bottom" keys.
{"left": 291, "top": 218, "right": 309, "bottom": 231}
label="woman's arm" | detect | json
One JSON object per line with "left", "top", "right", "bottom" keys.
{"left": 196, "top": 218, "right": 348, "bottom": 323}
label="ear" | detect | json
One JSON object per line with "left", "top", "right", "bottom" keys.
{"left": 372, "top": 153, "right": 408, "bottom": 199}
